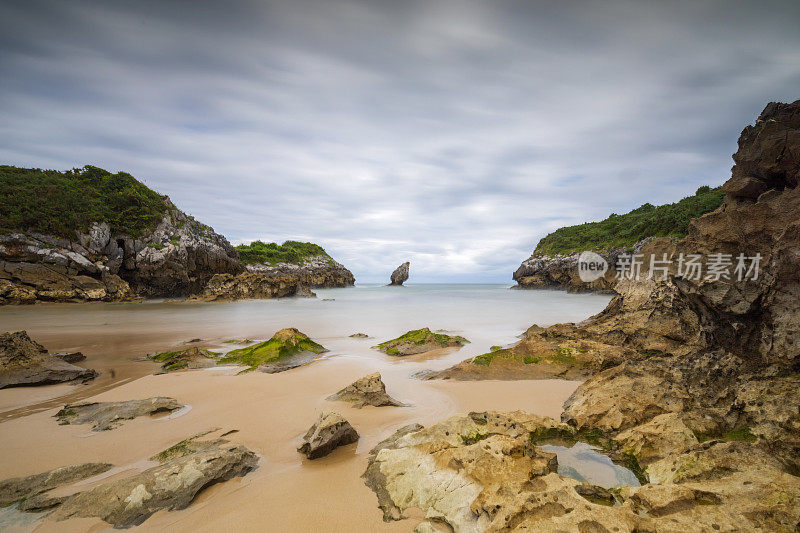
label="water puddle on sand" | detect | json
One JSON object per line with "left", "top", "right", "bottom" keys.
{"left": 0, "top": 504, "right": 46, "bottom": 531}
{"left": 540, "top": 442, "right": 641, "bottom": 488}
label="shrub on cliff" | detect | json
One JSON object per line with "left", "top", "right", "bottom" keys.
{"left": 235, "top": 240, "right": 331, "bottom": 265}
{"left": 534, "top": 186, "right": 724, "bottom": 255}
{"left": 0, "top": 165, "right": 169, "bottom": 239}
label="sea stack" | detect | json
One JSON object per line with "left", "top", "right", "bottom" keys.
{"left": 389, "top": 262, "right": 410, "bottom": 286}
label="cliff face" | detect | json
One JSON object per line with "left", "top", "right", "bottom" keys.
{"left": 0, "top": 201, "right": 242, "bottom": 304}
{"left": 198, "top": 255, "right": 355, "bottom": 301}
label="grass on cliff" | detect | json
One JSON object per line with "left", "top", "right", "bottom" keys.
{"left": 219, "top": 328, "right": 326, "bottom": 371}
{"left": 0, "top": 165, "right": 169, "bottom": 238}
{"left": 534, "top": 185, "right": 725, "bottom": 256}
{"left": 235, "top": 240, "right": 333, "bottom": 265}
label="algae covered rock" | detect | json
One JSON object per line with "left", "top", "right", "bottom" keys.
{"left": 0, "top": 330, "right": 97, "bottom": 389}
{"left": 50, "top": 441, "right": 258, "bottom": 527}
{"left": 148, "top": 346, "right": 220, "bottom": 372}
{"left": 219, "top": 328, "right": 327, "bottom": 373}
{"left": 375, "top": 328, "right": 468, "bottom": 356}
{"left": 326, "top": 372, "right": 403, "bottom": 408}
{"left": 0, "top": 463, "right": 112, "bottom": 507}
{"left": 55, "top": 397, "right": 183, "bottom": 431}
{"left": 297, "top": 411, "right": 359, "bottom": 459}
{"left": 389, "top": 261, "right": 410, "bottom": 285}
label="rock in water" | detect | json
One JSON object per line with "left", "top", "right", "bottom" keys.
{"left": 55, "top": 397, "right": 183, "bottom": 431}
{"left": 219, "top": 328, "right": 327, "bottom": 373}
{"left": 326, "top": 372, "right": 403, "bottom": 408}
{"left": 0, "top": 463, "right": 113, "bottom": 507}
{"left": 0, "top": 331, "right": 97, "bottom": 389}
{"left": 375, "top": 328, "right": 469, "bottom": 356}
{"left": 50, "top": 444, "right": 258, "bottom": 528}
{"left": 297, "top": 411, "right": 359, "bottom": 459}
{"left": 389, "top": 262, "right": 409, "bottom": 286}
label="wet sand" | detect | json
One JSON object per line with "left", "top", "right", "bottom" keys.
{"left": 0, "top": 286, "right": 606, "bottom": 531}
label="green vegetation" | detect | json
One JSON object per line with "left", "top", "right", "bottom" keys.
{"left": 0, "top": 165, "right": 169, "bottom": 238}
{"left": 472, "top": 345, "right": 586, "bottom": 368}
{"left": 235, "top": 240, "right": 332, "bottom": 265}
{"left": 460, "top": 432, "right": 490, "bottom": 445}
{"left": 376, "top": 328, "right": 469, "bottom": 356}
{"left": 148, "top": 347, "right": 220, "bottom": 373}
{"left": 534, "top": 186, "right": 724, "bottom": 256}
{"left": 489, "top": 345, "right": 503, "bottom": 352}
{"left": 219, "top": 328, "right": 326, "bottom": 371}
{"left": 693, "top": 426, "right": 758, "bottom": 443}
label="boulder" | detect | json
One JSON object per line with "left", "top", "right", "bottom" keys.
{"left": 297, "top": 411, "right": 359, "bottom": 459}
{"left": 389, "top": 261, "right": 409, "bottom": 286}
{"left": 148, "top": 346, "right": 219, "bottom": 372}
{"left": 326, "top": 372, "right": 403, "bottom": 408}
{"left": 219, "top": 328, "right": 327, "bottom": 373}
{"left": 0, "top": 331, "right": 97, "bottom": 389}
{"left": 50, "top": 443, "right": 258, "bottom": 527}
{"left": 55, "top": 397, "right": 183, "bottom": 431}
{"left": 375, "top": 328, "right": 468, "bottom": 356}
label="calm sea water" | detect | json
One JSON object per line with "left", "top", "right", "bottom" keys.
{"left": 0, "top": 284, "right": 611, "bottom": 416}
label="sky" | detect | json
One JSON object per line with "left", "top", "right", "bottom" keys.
{"left": 1, "top": 1, "right": 799, "bottom": 283}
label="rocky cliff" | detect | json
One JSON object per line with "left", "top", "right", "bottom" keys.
{"left": 0, "top": 167, "right": 355, "bottom": 303}
{"left": 198, "top": 254, "right": 354, "bottom": 301}
{"left": 513, "top": 185, "right": 725, "bottom": 292}
{"left": 0, "top": 202, "right": 242, "bottom": 303}
{"left": 399, "top": 100, "right": 800, "bottom": 531}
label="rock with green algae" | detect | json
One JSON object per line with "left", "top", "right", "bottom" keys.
{"left": 148, "top": 346, "right": 220, "bottom": 373}
{"left": 374, "top": 328, "right": 469, "bottom": 356}
{"left": 219, "top": 328, "right": 327, "bottom": 373}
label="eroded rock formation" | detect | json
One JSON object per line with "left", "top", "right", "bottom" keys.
{"left": 375, "top": 328, "right": 469, "bottom": 356}
{"left": 326, "top": 372, "right": 403, "bottom": 408}
{"left": 297, "top": 411, "right": 359, "bottom": 459}
{"left": 389, "top": 261, "right": 409, "bottom": 286}
{"left": 55, "top": 397, "right": 183, "bottom": 431}
{"left": 0, "top": 331, "right": 97, "bottom": 389}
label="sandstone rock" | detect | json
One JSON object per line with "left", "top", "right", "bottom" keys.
{"left": 52, "top": 351, "right": 86, "bottom": 363}
{"left": 375, "top": 328, "right": 468, "bottom": 356}
{"left": 55, "top": 397, "right": 183, "bottom": 431}
{"left": 389, "top": 261, "right": 409, "bottom": 286}
{"left": 326, "top": 372, "right": 403, "bottom": 408}
{"left": 613, "top": 413, "right": 699, "bottom": 465}
{"left": 50, "top": 443, "right": 258, "bottom": 527}
{"left": 0, "top": 331, "right": 97, "bottom": 389}
{"left": 0, "top": 463, "right": 112, "bottom": 507}
{"left": 349, "top": 332, "right": 369, "bottom": 338}
{"left": 297, "top": 411, "right": 359, "bottom": 459}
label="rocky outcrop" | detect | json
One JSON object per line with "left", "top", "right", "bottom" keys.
{"left": 297, "top": 411, "right": 359, "bottom": 459}
{"left": 55, "top": 397, "right": 183, "bottom": 431}
{"left": 0, "top": 463, "right": 112, "bottom": 507}
{"left": 148, "top": 347, "right": 220, "bottom": 372}
{"left": 0, "top": 331, "right": 97, "bottom": 389}
{"left": 0, "top": 200, "right": 242, "bottom": 304}
{"left": 375, "top": 328, "right": 469, "bottom": 356}
{"left": 363, "top": 411, "right": 800, "bottom": 532}
{"left": 219, "top": 328, "right": 327, "bottom": 373}
{"left": 198, "top": 255, "right": 354, "bottom": 301}
{"left": 513, "top": 241, "right": 651, "bottom": 293}
{"left": 326, "top": 372, "right": 403, "bottom": 408}
{"left": 389, "top": 261, "right": 409, "bottom": 286}
{"left": 50, "top": 441, "right": 258, "bottom": 527}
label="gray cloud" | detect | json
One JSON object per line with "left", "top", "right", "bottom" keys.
{"left": 1, "top": 0, "right": 799, "bottom": 282}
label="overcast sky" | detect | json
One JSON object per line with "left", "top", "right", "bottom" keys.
{"left": 1, "top": 0, "right": 799, "bottom": 282}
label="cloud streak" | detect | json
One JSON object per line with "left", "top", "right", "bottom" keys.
{"left": 1, "top": 0, "right": 799, "bottom": 282}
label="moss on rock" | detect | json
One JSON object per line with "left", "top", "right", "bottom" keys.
{"left": 375, "top": 328, "right": 469, "bottom": 356}
{"left": 219, "top": 328, "right": 326, "bottom": 371}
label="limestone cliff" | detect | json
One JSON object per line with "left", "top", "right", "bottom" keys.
{"left": 0, "top": 201, "right": 241, "bottom": 303}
